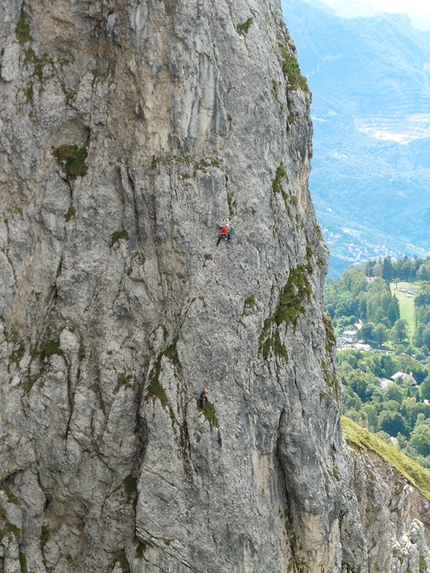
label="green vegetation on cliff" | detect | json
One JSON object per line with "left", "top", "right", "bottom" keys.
{"left": 342, "top": 417, "right": 430, "bottom": 500}
{"left": 53, "top": 145, "right": 88, "bottom": 180}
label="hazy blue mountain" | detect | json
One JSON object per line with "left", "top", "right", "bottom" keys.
{"left": 330, "top": 1, "right": 377, "bottom": 18}
{"left": 412, "top": 13, "right": 430, "bottom": 31}
{"left": 282, "top": 0, "right": 430, "bottom": 277}
{"left": 303, "top": 0, "right": 336, "bottom": 15}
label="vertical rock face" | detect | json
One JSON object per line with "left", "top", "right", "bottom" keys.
{"left": 2, "top": 1, "right": 421, "bottom": 572}
{"left": 350, "top": 449, "right": 430, "bottom": 573}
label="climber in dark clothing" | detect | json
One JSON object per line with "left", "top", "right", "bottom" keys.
{"left": 217, "top": 223, "right": 231, "bottom": 246}
{"left": 198, "top": 388, "right": 208, "bottom": 408}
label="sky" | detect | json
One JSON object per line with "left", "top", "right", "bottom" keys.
{"left": 322, "top": 0, "right": 429, "bottom": 17}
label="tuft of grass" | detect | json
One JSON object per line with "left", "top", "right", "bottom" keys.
{"left": 273, "top": 265, "right": 312, "bottom": 326}
{"left": 41, "top": 340, "right": 62, "bottom": 360}
{"left": 136, "top": 542, "right": 145, "bottom": 559}
{"left": 23, "top": 50, "right": 53, "bottom": 82}
{"left": 145, "top": 343, "right": 179, "bottom": 409}
{"left": 163, "top": 342, "right": 179, "bottom": 366}
{"left": 10, "top": 343, "right": 25, "bottom": 366}
{"left": 323, "top": 315, "right": 336, "bottom": 352}
{"left": 321, "top": 360, "right": 340, "bottom": 400}
{"left": 227, "top": 192, "right": 236, "bottom": 218}
{"left": 342, "top": 417, "right": 430, "bottom": 500}
{"left": 236, "top": 18, "right": 253, "bottom": 35}
{"left": 25, "top": 85, "right": 34, "bottom": 105}
{"left": 78, "top": 344, "right": 86, "bottom": 360}
{"left": 40, "top": 524, "right": 50, "bottom": 551}
{"left": 64, "top": 204, "right": 76, "bottom": 222}
{"left": 146, "top": 355, "right": 169, "bottom": 409}
{"left": 53, "top": 145, "right": 88, "bottom": 180}
{"left": 260, "top": 333, "right": 287, "bottom": 360}
{"left": 0, "top": 483, "right": 20, "bottom": 505}
{"left": 272, "top": 80, "right": 280, "bottom": 103}
{"left": 15, "top": 8, "right": 32, "bottom": 45}
{"left": 117, "top": 551, "right": 131, "bottom": 573}
{"left": 0, "top": 519, "right": 20, "bottom": 538}
{"left": 200, "top": 403, "right": 219, "bottom": 428}
{"left": 123, "top": 475, "right": 137, "bottom": 498}
{"left": 110, "top": 230, "right": 129, "bottom": 246}
{"left": 272, "top": 164, "right": 287, "bottom": 193}
{"left": 19, "top": 552, "right": 28, "bottom": 573}
{"left": 244, "top": 295, "right": 256, "bottom": 310}
{"left": 118, "top": 374, "right": 133, "bottom": 387}
{"left": 204, "top": 253, "right": 213, "bottom": 261}
{"left": 279, "top": 45, "right": 309, "bottom": 92}
{"left": 259, "top": 263, "right": 312, "bottom": 357}
{"left": 146, "top": 376, "right": 168, "bottom": 408}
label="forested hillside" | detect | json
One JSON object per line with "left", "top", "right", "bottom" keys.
{"left": 325, "top": 256, "right": 430, "bottom": 468}
{"left": 282, "top": 0, "right": 430, "bottom": 277}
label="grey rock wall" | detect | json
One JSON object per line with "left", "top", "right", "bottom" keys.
{"left": 0, "top": 1, "right": 427, "bottom": 572}
{"left": 350, "top": 448, "right": 430, "bottom": 573}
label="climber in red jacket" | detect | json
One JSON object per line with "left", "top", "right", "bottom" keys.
{"left": 217, "top": 223, "right": 231, "bottom": 246}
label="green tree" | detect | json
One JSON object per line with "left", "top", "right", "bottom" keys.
{"left": 416, "top": 263, "right": 430, "bottom": 281}
{"left": 391, "top": 318, "right": 409, "bottom": 343}
{"left": 344, "top": 386, "right": 362, "bottom": 411}
{"left": 360, "top": 322, "right": 375, "bottom": 343}
{"left": 373, "top": 323, "right": 388, "bottom": 346}
{"left": 385, "top": 384, "right": 403, "bottom": 403}
{"left": 409, "top": 422, "right": 430, "bottom": 456}
{"left": 401, "top": 397, "right": 429, "bottom": 428}
{"left": 379, "top": 410, "right": 406, "bottom": 436}
{"left": 372, "top": 263, "right": 382, "bottom": 277}
{"left": 382, "top": 256, "right": 394, "bottom": 282}
{"left": 362, "top": 403, "right": 378, "bottom": 431}
{"left": 413, "top": 324, "right": 425, "bottom": 348}
{"left": 420, "top": 376, "right": 430, "bottom": 401}
{"left": 414, "top": 283, "right": 430, "bottom": 311}
{"left": 347, "top": 369, "right": 377, "bottom": 402}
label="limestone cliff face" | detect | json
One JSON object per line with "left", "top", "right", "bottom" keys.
{"left": 349, "top": 447, "right": 430, "bottom": 573}
{"left": 0, "top": 1, "right": 426, "bottom": 572}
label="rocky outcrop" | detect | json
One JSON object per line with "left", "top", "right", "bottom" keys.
{"left": 350, "top": 447, "right": 430, "bottom": 573}
{"left": 0, "top": 1, "right": 427, "bottom": 572}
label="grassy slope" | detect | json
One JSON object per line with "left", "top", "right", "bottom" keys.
{"left": 390, "top": 283, "right": 417, "bottom": 336}
{"left": 341, "top": 417, "right": 430, "bottom": 500}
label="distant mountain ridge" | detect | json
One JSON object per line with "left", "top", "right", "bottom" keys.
{"left": 306, "top": 0, "right": 430, "bottom": 30}
{"left": 282, "top": 0, "right": 430, "bottom": 277}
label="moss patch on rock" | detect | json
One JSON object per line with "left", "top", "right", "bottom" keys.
{"left": 279, "top": 45, "right": 309, "bottom": 92}
{"left": 110, "top": 230, "right": 129, "bottom": 246}
{"left": 272, "top": 164, "right": 287, "bottom": 193}
{"left": 323, "top": 315, "right": 336, "bottom": 353}
{"left": 123, "top": 475, "right": 138, "bottom": 499}
{"left": 41, "top": 340, "right": 62, "bottom": 360}
{"left": 259, "top": 259, "right": 313, "bottom": 357}
{"left": 236, "top": 18, "right": 253, "bottom": 35}
{"left": 117, "top": 551, "right": 131, "bottom": 573}
{"left": 0, "top": 484, "right": 19, "bottom": 505}
{"left": 64, "top": 203, "right": 76, "bottom": 222}
{"left": 199, "top": 402, "right": 219, "bottom": 428}
{"left": 53, "top": 145, "right": 88, "bottom": 180}
{"left": 0, "top": 499, "right": 21, "bottom": 540}
{"left": 15, "top": 7, "right": 32, "bottom": 45}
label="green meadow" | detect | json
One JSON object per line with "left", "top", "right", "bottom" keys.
{"left": 390, "top": 282, "right": 417, "bottom": 337}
